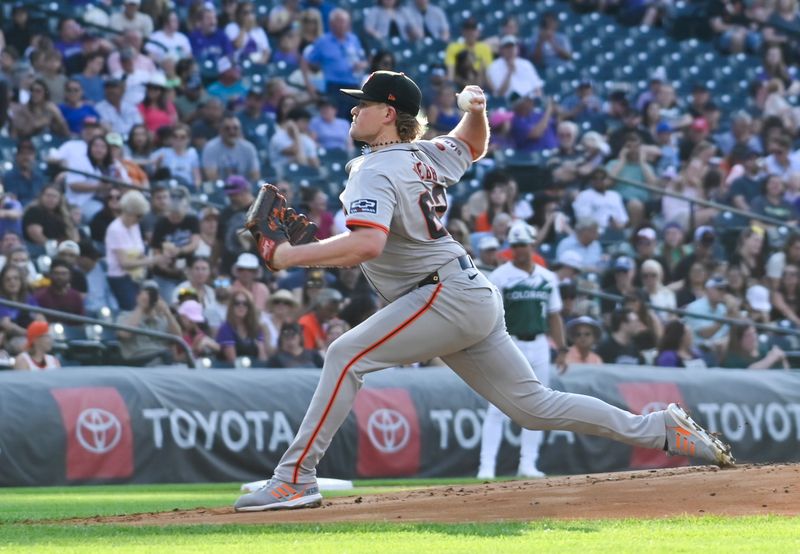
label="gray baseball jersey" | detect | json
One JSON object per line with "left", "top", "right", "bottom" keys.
{"left": 339, "top": 137, "right": 470, "bottom": 302}
{"left": 270, "top": 136, "right": 669, "bottom": 486}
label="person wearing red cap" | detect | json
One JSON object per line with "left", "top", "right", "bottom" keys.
{"left": 14, "top": 321, "right": 61, "bottom": 371}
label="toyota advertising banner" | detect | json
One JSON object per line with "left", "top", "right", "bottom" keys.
{"left": 0, "top": 366, "right": 799, "bottom": 486}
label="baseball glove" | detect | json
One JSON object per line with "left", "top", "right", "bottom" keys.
{"left": 244, "top": 183, "right": 289, "bottom": 270}
{"left": 284, "top": 207, "right": 318, "bottom": 245}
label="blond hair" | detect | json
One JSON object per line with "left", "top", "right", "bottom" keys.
{"left": 397, "top": 111, "right": 427, "bottom": 142}
{"left": 120, "top": 190, "right": 151, "bottom": 216}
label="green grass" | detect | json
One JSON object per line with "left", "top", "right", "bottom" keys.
{"left": 1, "top": 517, "right": 798, "bottom": 553}
{"left": 1, "top": 481, "right": 798, "bottom": 553}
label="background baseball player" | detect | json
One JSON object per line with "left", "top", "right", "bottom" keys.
{"left": 235, "top": 71, "right": 733, "bottom": 512}
{"left": 477, "top": 221, "right": 565, "bottom": 480}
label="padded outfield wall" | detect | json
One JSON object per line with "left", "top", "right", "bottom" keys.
{"left": 1, "top": 366, "right": 799, "bottom": 486}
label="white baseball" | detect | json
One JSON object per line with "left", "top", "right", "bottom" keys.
{"left": 457, "top": 89, "right": 480, "bottom": 112}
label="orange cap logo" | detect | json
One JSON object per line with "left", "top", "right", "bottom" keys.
{"left": 388, "top": 93, "right": 396, "bottom": 101}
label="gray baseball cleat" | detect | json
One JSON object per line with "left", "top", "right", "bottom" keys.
{"left": 664, "top": 403, "right": 735, "bottom": 467}
{"left": 234, "top": 479, "right": 323, "bottom": 512}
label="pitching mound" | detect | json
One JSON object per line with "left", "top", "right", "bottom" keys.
{"left": 82, "top": 464, "right": 799, "bottom": 525}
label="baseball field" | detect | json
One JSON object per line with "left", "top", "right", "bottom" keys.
{"left": 2, "top": 464, "right": 799, "bottom": 553}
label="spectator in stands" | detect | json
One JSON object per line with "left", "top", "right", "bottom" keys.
{"left": 72, "top": 52, "right": 106, "bottom": 104}
{"left": 150, "top": 187, "right": 200, "bottom": 301}
{"left": 109, "top": 30, "right": 158, "bottom": 77}
{"left": 14, "top": 321, "right": 60, "bottom": 371}
{"left": 471, "top": 235, "right": 498, "bottom": 276}
{"left": 36, "top": 49, "right": 68, "bottom": 107}
{"left": 189, "top": 5, "right": 234, "bottom": 67}
{"left": 555, "top": 218, "right": 603, "bottom": 273}
{"left": 223, "top": 2, "right": 270, "bottom": 64}
{"left": 89, "top": 187, "right": 122, "bottom": 243}
{"left": 364, "top": 0, "right": 415, "bottom": 42}
{"left": 722, "top": 323, "right": 789, "bottom": 369}
{"left": 176, "top": 299, "right": 220, "bottom": 360}
{"left": 62, "top": 134, "right": 115, "bottom": 221}
{"left": 745, "top": 283, "right": 773, "bottom": 324}
{"left": 572, "top": 167, "right": 628, "bottom": 234}
{"left": 487, "top": 36, "right": 543, "bottom": 102}
{"left": 641, "top": 258, "right": 676, "bottom": 318}
{"left": 309, "top": 98, "right": 353, "bottom": 153}
{"left": 59, "top": 80, "right": 100, "bottom": 136}
{"left": 267, "top": 0, "right": 303, "bottom": 36}
{"left": 231, "top": 253, "right": 270, "bottom": 313}
{"left": 110, "top": 0, "right": 154, "bottom": 36}
{"left": 751, "top": 174, "right": 798, "bottom": 225}
{"left": 424, "top": 82, "right": 461, "bottom": 136}
{"left": 685, "top": 275, "right": 739, "bottom": 354}
{"left": 261, "top": 289, "right": 299, "bottom": 355}
{"left": 202, "top": 114, "right": 260, "bottom": 182}
{"left": 190, "top": 97, "right": 225, "bottom": 151}
{"left": 510, "top": 95, "right": 557, "bottom": 153}
{"left": 95, "top": 79, "right": 142, "bottom": 137}
{"left": 560, "top": 81, "right": 603, "bottom": 128}
{"left": 150, "top": 124, "right": 201, "bottom": 191}
{"left": 53, "top": 240, "right": 87, "bottom": 295}
{"left": 0, "top": 188, "right": 23, "bottom": 245}
{"left": 596, "top": 308, "right": 645, "bottom": 365}
{"left": 208, "top": 57, "right": 248, "bottom": 106}
{"left": 105, "top": 190, "right": 162, "bottom": 311}
{"left": 298, "top": 287, "right": 343, "bottom": 351}
{"left": 218, "top": 175, "right": 255, "bottom": 273}
{"left": 22, "top": 186, "right": 78, "bottom": 247}
{"left": 146, "top": 11, "right": 193, "bottom": 62}
{"left": 216, "top": 289, "right": 267, "bottom": 363}
{"left": 530, "top": 10, "right": 572, "bottom": 70}
{"left": 606, "top": 132, "right": 657, "bottom": 229}
{"left": 269, "top": 107, "right": 320, "bottom": 176}
{"left": 9, "top": 79, "right": 70, "bottom": 139}
{"left": 267, "top": 322, "right": 324, "bottom": 368}
{"left": 770, "top": 263, "right": 800, "bottom": 325}
{"left": 451, "top": 49, "right": 485, "bottom": 91}
{"left": 548, "top": 121, "right": 586, "bottom": 190}
{"left": 137, "top": 73, "right": 177, "bottom": 134}
{"left": 117, "top": 279, "right": 181, "bottom": 366}
{"left": 298, "top": 9, "right": 325, "bottom": 52}
{"left": 236, "top": 87, "right": 274, "bottom": 150}
{"left": 467, "top": 172, "right": 514, "bottom": 233}
{"left": 709, "top": 0, "right": 762, "bottom": 54}
{"left": 623, "top": 289, "right": 662, "bottom": 349}
{"left": 444, "top": 18, "right": 492, "bottom": 84}
{"left": 672, "top": 225, "right": 718, "bottom": 284}
{"left": 298, "top": 187, "right": 333, "bottom": 240}
{"left": 731, "top": 225, "right": 768, "bottom": 283}
{"left": 196, "top": 206, "right": 220, "bottom": 263}
{"left": 403, "top": 0, "right": 450, "bottom": 42}
{"left": 3, "top": 140, "right": 45, "bottom": 206}
{"left": 655, "top": 319, "right": 706, "bottom": 368}
{"left": 0, "top": 264, "right": 40, "bottom": 354}
{"left": 766, "top": 234, "right": 800, "bottom": 289}
{"left": 33, "top": 259, "right": 84, "bottom": 322}
{"left": 674, "top": 259, "right": 708, "bottom": 307}
{"left": 653, "top": 222, "right": 688, "bottom": 277}
{"left": 172, "top": 256, "right": 223, "bottom": 332}
{"left": 301, "top": 9, "right": 366, "bottom": 117}
{"left": 564, "top": 315, "right": 602, "bottom": 365}
{"left": 4, "top": 5, "right": 42, "bottom": 57}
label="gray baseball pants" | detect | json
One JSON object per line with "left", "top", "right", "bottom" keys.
{"left": 273, "top": 259, "right": 667, "bottom": 484}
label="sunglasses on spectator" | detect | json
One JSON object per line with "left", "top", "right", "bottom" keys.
{"left": 233, "top": 299, "right": 249, "bottom": 307}
{"left": 174, "top": 133, "right": 188, "bottom": 139}
{"left": 574, "top": 331, "right": 594, "bottom": 338}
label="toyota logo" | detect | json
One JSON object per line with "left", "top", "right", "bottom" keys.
{"left": 76, "top": 408, "right": 122, "bottom": 454}
{"left": 641, "top": 401, "right": 669, "bottom": 415}
{"left": 366, "top": 408, "right": 410, "bottom": 454}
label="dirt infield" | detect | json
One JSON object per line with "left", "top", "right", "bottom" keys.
{"left": 82, "top": 464, "right": 799, "bottom": 525}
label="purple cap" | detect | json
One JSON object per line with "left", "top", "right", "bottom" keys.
{"left": 224, "top": 175, "right": 250, "bottom": 195}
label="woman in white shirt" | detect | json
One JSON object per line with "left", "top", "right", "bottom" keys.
{"left": 226, "top": 2, "right": 271, "bottom": 64}
{"left": 641, "top": 259, "right": 677, "bottom": 320}
{"left": 151, "top": 123, "right": 201, "bottom": 191}
{"left": 146, "top": 11, "right": 193, "bottom": 62}
{"left": 105, "top": 190, "right": 166, "bottom": 310}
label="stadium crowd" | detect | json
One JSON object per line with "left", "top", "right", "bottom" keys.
{"left": 1, "top": 0, "right": 800, "bottom": 371}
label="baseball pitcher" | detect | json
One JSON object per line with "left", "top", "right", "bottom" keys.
{"left": 234, "top": 71, "right": 733, "bottom": 511}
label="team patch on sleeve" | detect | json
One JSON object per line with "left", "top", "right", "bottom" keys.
{"left": 349, "top": 199, "right": 378, "bottom": 214}
{"left": 432, "top": 137, "right": 464, "bottom": 156}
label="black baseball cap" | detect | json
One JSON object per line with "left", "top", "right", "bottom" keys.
{"left": 340, "top": 71, "right": 422, "bottom": 116}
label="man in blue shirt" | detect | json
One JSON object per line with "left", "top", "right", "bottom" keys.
{"left": 3, "top": 140, "right": 46, "bottom": 206}
{"left": 301, "top": 9, "right": 366, "bottom": 118}
{"left": 510, "top": 95, "right": 558, "bottom": 153}
{"left": 189, "top": 6, "right": 234, "bottom": 68}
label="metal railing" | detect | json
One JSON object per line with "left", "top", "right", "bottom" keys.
{"left": 576, "top": 286, "right": 800, "bottom": 339}
{"left": 0, "top": 298, "right": 197, "bottom": 368}
{"left": 609, "top": 173, "right": 797, "bottom": 232}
